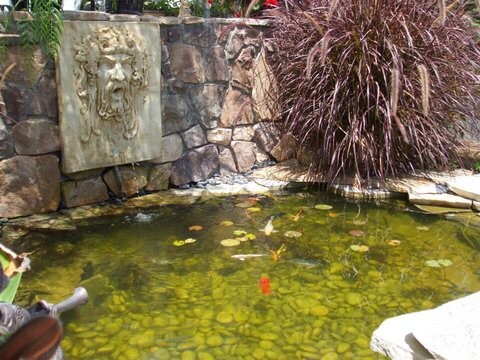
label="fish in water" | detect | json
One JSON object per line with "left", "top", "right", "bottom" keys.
{"left": 259, "top": 277, "right": 271, "bottom": 295}
{"left": 231, "top": 254, "right": 269, "bottom": 261}
{"left": 283, "top": 258, "right": 323, "bottom": 268}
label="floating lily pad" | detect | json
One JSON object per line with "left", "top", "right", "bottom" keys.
{"left": 245, "top": 233, "right": 256, "bottom": 240}
{"left": 284, "top": 230, "right": 303, "bottom": 238}
{"left": 220, "top": 220, "right": 234, "bottom": 226}
{"left": 246, "top": 207, "right": 261, "bottom": 212}
{"left": 438, "top": 259, "right": 453, "bottom": 267}
{"left": 425, "top": 260, "right": 441, "bottom": 268}
{"left": 188, "top": 225, "right": 203, "bottom": 231}
{"left": 235, "top": 201, "right": 253, "bottom": 208}
{"left": 387, "top": 239, "right": 402, "bottom": 246}
{"left": 314, "top": 204, "right": 333, "bottom": 210}
{"left": 350, "top": 244, "right": 369, "bottom": 252}
{"left": 416, "top": 226, "right": 430, "bottom": 231}
{"left": 184, "top": 238, "right": 196, "bottom": 244}
{"left": 426, "top": 259, "right": 453, "bottom": 267}
{"left": 173, "top": 240, "right": 185, "bottom": 246}
{"left": 220, "top": 239, "right": 241, "bottom": 247}
{"left": 352, "top": 219, "right": 367, "bottom": 225}
{"left": 233, "top": 230, "right": 248, "bottom": 236}
{"left": 349, "top": 230, "right": 365, "bottom": 237}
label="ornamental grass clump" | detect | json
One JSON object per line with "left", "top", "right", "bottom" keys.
{"left": 268, "top": 0, "right": 480, "bottom": 183}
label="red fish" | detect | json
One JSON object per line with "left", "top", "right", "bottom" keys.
{"left": 259, "top": 277, "right": 271, "bottom": 295}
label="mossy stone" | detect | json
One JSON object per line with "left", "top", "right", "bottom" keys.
{"left": 206, "top": 334, "right": 223, "bottom": 347}
{"left": 345, "top": 292, "right": 362, "bottom": 305}
{"left": 216, "top": 311, "right": 233, "bottom": 324}
{"left": 336, "top": 342, "right": 350, "bottom": 353}
{"left": 311, "top": 305, "right": 329, "bottom": 316}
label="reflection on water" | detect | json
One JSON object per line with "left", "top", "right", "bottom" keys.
{"left": 15, "top": 192, "right": 480, "bottom": 359}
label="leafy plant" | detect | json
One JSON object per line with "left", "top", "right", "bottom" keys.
{"left": 267, "top": 0, "right": 480, "bottom": 184}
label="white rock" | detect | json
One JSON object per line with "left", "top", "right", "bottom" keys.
{"left": 408, "top": 193, "right": 472, "bottom": 209}
{"left": 371, "top": 292, "right": 480, "bottom": 360}
{"left": 446, "top": 175, "right": 480, "bottom": 202}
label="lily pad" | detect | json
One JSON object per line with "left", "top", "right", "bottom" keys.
{"left": 284, "top": 230, "right": 303, "bottom": 238}
{"left": 235, "top": 201, "right": 253, "bottom": 208}
{"left": 188, "top": 225, "right": 203, "bottom": 231}
{"left": 246, "top": 207, "right": 261, "bottom": 212}
{"left": 184, "top": 238, "right": 196, "bottom": 244}
{"left": 416, "top": 226, "right": 430, "bottom": 231}
{"left": 173, "top": 240, "right": 185, "bottom": 246}
{"left": 220, "top": 239, "right": 241, "bottom": 247}
{"left": 438, "top": 259, "right": 453, "bottom": 267}
{"left": 425, "top": 260, "right": 441, "bottom": 268}
{"left": 352, "top": 219, "right": 367, "bottom": 225}
{"left": 233, "top": 230, "right": 248, "bottom": 236}
{"left": 245, "top": 233, "right": 256, "bottom": 240}
{"left": 349, "top": 230, "right": 365, "bottom": 237}
{"left": 220, "top": 220, "right": 234, "bottom": 226}
{"left": 350, "top": 244, "right": 369, "bottom": 252}
{"left": 314, "top": 204, "right": 333, "bottom": 210}
{"left": 387, "top": 239, "right": 402, "bottom": 246}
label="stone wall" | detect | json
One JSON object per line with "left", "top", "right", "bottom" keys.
{"left": 0, "top": 12, "right": 285, "bottom": 218}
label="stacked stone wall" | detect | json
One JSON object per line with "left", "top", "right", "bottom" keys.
{"left": 0, "top": 12, "right": 286, "bottom": 218}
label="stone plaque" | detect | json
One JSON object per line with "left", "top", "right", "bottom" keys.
{"left": 57, "top": 21, "right": 162, "bottom": 173}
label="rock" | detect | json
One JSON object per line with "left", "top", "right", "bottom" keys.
{"left": 162, "top": 94, "right": 195, "bottom": 135}
{"left": 473, "top": 201, "right": 480, "bottom": 212}
{"left": 446, "top": 175, "right": 480, "bottom": 202}
{"left": 207, "top": 128, "right": 232, "bottom": 146}
{"left": 2, "top": 84, "right": 31, "bottom": 123}
{"left": 408, "top": 193, "right": 472, "bottom": 209}
{"left": 61, "top": 177, "right": 109, "bottom": 208}
{"left": 103, "top": 165, "right": 149, "bottom": 197}
{"left": 412, "top": 204, "right": 472, "bottom": 214}
{"left": 253, "top": 143, "right": 270, "bottom": 163}
{"left": 371, "top": 292, "right": 480, "bottom": 360}
{"left": 222, "top": 25, "right": 261, "bottom": 60}
{"left": 63, "top": 10, "right": 109, "bottom": 21}
{"left": 170, "top": 144, "right": 219, "bottom": 186}
{"left": 65, "top": 168, "right": 105, "bottom": 181}
{"left": 0, "top": 46, "right": 47, "bottom": 88}
{"left": 0, "top": 155, "right": 60, "bottom": 218}
{"left": 270, "top": 133, "right": 296, "bottom": 162}
{"left": 231, "top": 141, "right": 256, "bottom": 172}
{"left": 0, "top": 120, "right": 14, "bottom": 160}
{"left": 252, "top": 49, "right": 278, "bottom": 121}
{"left": 383, "top": 178, "right": 440, "bottom": 195}
{"left": 253, "top": 122, "right": 279, "bottom": 153}
{"left": 232, "top": 125, "right": 255, "bottom": 141}
{"left": 218, "top": 146, "right": 237, "bottom": 175}
{"left": 12, "top": 117, "right": 60, "bottom": 155}
{"left": 220, "top": 88, "right": 254, "bottom": 127}
{"left": 181, "top": 124, "right": 207, "bottom": 148}
{"left": 146, "top": 163, "right": 172, "bottom": 191}
{"left": 170, "top": 43, "right": 205, "bottom": 83}
{"left": 109, "top": 14, "right": 140, "bottom": 22}
{"left": 28, "top": 66, "right": 58, "bottom": 119}
{"left": 205, "top": 46, "right": 229, "bottom": 82}
{"left": 152, "top": 133, "right": 184, "bottom": 163}
{"left": 231, "top": 46, "right": 255, "bottom": 91}
{"left": 192, "top": 84, "right": 224, "bottom": 129}
{"left": 184, "top": 22, "right": 215, "bottom": 48}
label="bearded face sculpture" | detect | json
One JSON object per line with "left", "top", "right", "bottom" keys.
{"left": 74, "top": 26, "right": 148, "bottom": 142}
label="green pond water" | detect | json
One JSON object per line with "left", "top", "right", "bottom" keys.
{"left": 12, "top": 192, "right": 480, "bottom": 359}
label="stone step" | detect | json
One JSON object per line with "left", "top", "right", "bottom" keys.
{"left": 445, "top": 175, "right": 480, "bottom": 202}
{"left": 408, "top": 193, "right": 472, "bottom": 209}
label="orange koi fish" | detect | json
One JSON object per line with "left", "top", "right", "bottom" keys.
{"left": 259, "top": 277, "right": 271, "bottom": 295}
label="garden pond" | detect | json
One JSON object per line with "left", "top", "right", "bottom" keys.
{"left": 11, "top": 191, "right": 480, "bottom": 359}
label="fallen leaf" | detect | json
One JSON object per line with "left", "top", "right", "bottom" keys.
{"left": 188, "top": 225, "right": 203, "bottom": 231}
{"left": 425, "top": 260, "right": 441, "bottom": 267}
{"left": 416, "top": 226, "right": 430, "bottom": 231}
{"left": 184, "top": 238, "right": 196, "bottom": 244}
{"left": 245, "top": 233, "right": 256, "bottom": 240}
{"left": 173, "top": 240, "right": 185, "bottom": 246}
{"left": 352, "top": 219, "right": 367, "bottom": 225}
{"left": 438, "top": 259, "right": 452, "bottom": 267}
{"left": 246, "top": 207, "right": 261, "bottom": 212}
{"left": 387, "top": 239, "right": 402, "bottom": 246}
{"left": 233, "top": 230, "right": 248, "bottom": 236}
{"left": 349, "top": 230, "right": 365, "bottom": 237}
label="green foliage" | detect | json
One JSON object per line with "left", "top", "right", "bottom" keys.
{"left": 268, "top": 0, "right": 480, "bottom": 183}
{"left": 210, "top": 0, "right": 235, "bottom": 17}
{"left": 474, "top": 161, "right": 480, "bottom": 173}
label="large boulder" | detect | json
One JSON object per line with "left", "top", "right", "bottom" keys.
{"left": 0, "top": 155, "right": 60, "bottom": 218}
{"left": 170, "top": 144, "right": 219, "bottom": 186}
{"left": 103, "top": 165, "right": 149, "bottom": 197}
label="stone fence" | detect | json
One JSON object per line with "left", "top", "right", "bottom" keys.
{"left": 0, "top": 12, "right": 289, "bottom": 218}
